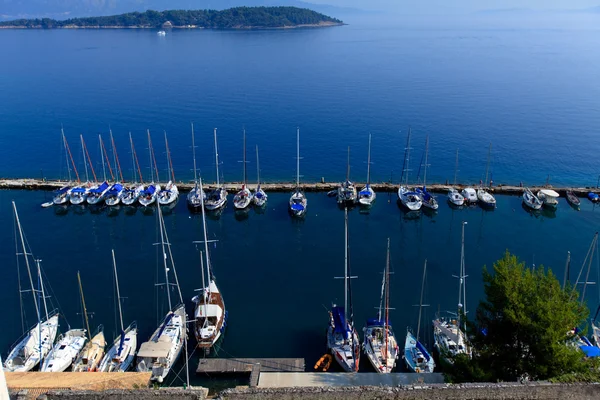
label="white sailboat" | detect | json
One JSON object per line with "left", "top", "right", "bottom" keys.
{"left": 122, "top": 133, "right": 145, "bottom": 206}
{"left": 337, "top": 147, "right": 357, "bottom": 205}
{"left": 1, "top": 356, "right": 10, "bottom": 400}
{"left": 136, "top": 205, "right": 187, "bottom": 383}
{"left": 448, "top": 149, "right": 465, "bottom": 206}
{"left": 54, "top": 128, "right": 76, "bottom": 205}
{"left": 289, "top": 127, "right": 307, "bottom": 217}
{"left": 87, "top": 135, "right": 111, "bottom": 206}
{"left": 404, "top": 259, "right": 435, "bottom": 373}
{"left": 358, "top": 134, "right": 376, "bottom": 206}
{"left": 233, "top": 129, "right": 253, "bottom": 209}
{"left": 192, "top": 177, "right": 227, "bottom": 353}
{"left": 327, "top": 208, "right": 360, "bottom": 372}
{"left": 523, "top": 188, "right": 543, "bottom": 210}
{"left": 99, "top": 250, "right": 138, "bottom": 372}
{"left": 476, "top": 143, "right": 496, "bottom": 208}
{"left": 158, "top": 131, "right": 179, "bottom": 206}
{"left": 139, "top": 130, "right": 162, "bottom": 207}
{"left": 187, "top": 123, "right": 205, "bottom": 211}
{"left": 433, "top": 221, "right": 472, "bottom": 364}
{"left": 416, "top": 135, "right": 438, "bottom": 210}
{"left": 42, "top": 329, "right": 87, "bottom": 372}
{"left": 253, "top": 146, "right": 268, "bottom": 207}
{"left": 397, "top": 128, "right": 422, "bottom": 211}
{"left": 363, "top": 238, "right": 398, "bottom": 373}
{"left": 72, "top": 272, "right": 106, "bottom": 372}
{"left": 205, "top": 128, "right": 228, "bottom": 211}
{"left": 4, "top": 202, "right": 59, "bottom": 372}
{"left": 105, "top": 130, "right": 125, "bottom": 206}
{"left": 70, "top": 135, "right": 94, "bottom": 205}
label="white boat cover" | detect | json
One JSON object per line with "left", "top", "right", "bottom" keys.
{"left": 539, "top": 189, "right": 559, "bottom": 198}
{"left": 195, "top": 304, "right": 223, "bottom": 319}
{"left": 137, "top": 341, "right": 171, "bottom": 358}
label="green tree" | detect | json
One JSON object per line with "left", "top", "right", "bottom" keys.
{"left": 447, "top": 251, "right": 596, "bottom": 382}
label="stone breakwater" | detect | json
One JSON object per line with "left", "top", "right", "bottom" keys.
{"left": 0, "top": 178, "right": 596, "bottom": 196}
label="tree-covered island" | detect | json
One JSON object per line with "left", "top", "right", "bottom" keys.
{"left": 0, "top": 7, "right": 343, "bottom": 29}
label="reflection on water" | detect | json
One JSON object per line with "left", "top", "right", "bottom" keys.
{"left": 234, "top": 209, "right": 250, "bottom": 221}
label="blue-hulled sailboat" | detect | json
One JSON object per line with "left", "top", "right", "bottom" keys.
{"left": 358, "top": 134, "right": 376, "bottom": 207}
{"left": 253, "top": 146, "right": 268, "bottom": 207}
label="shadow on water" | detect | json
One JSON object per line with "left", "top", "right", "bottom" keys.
{"left": 206, "top": 208, "right": 224, "bottom": 220}
{"left": 252, "top": 204, "right": 267, "bottom": 215}
{"left": 124, "top": 206, "right": 138, "bottom": 216}
{"left": 140, "top": 206, "right": 155, "bottom": 216}
{"left": 422, "top": 207, "right": 438, "bottom": 219}
{"left": 106, "top": 206, "right": 121, "bottom": 218}
{"left": 53, "top": 205, "right": 69, "bottom": 216}
{"left": 72, "top": 205, "right": 87, "bottom": 215}
{"left": 540, "top": 207, "right": 557, "bottom": 219}
{"left": 160, "top": 202, "right": 177, "bottom": 215}
{"left": 234, "top": 209, "right": 250, "bottom": 221}
{"left": 88, "top": 204, "right": 104, "bottom": 215}
{"left": 521, "top": 202, "right": 542, "bottom": 218}
{"left": 396, "top": 200, "right": 421, "bottom": 221}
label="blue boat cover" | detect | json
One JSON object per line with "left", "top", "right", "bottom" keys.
{"left": 581, "top": 335, "right": 593, "bottom": 346}
{"left": 291, "top": 203, "right": 305, "bottom": 211}
{"left": 71, "top": 187, "right": 87, "bottom": 194}
{"left": 107, "top": 184, "right": 123, "bottom": 196}
{"left": 332, "top": 306, "right": 347, "bottom": 336}
{"left": 580, "top": 345, "right": 600, "bottom": 358}
{"left": 406, "top": 192, "right": 419, "bottom": 196}
{"left": 419, "top": 186, "right": 432, "bottom": 201}
{"left": 56, "top": 186, "right": 70, "bottom": 195}
{"left": 367, "top": 318, "right": 384, "bottom": 327}
{"left": 359, "top": 190, "right": 371, "bottom": 196}
{"left": 90, "top": 182, "right": 109, "bottom": 194}
{"left": 256, "top": 192, "right": 264, "bottom": 198}
{"left": 588, "top": 192, "right": 599, "bottom": 200}
{"left": 155, "top": 312, "right": 174, "bottom": 341}
{"left": 117, "top": 330, "right": 125, "bottom": 356}
{"left": 416, "top": 340, "right": 431, "bottom": 361}
{"left": 143, "top": 185, "right": 156, "bottom": 196}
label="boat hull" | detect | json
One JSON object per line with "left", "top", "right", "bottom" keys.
{"left": 358, "top": 186, "right": 376, "bottom": 206}
{"left": 252, "top": 188, "right": 268, "bottom": 207}
{"left": 42, "top": 329, "right": 87, "bottom": 372}
{"left": 233, "top": 188, "right": 253, "bottom": 210}
{"left": 403, "top": 330, "right": 435, "bottom": 373}
{"left": 4, "top": 314, "right": 60, "bottom": 372}
{"left": 98, "top": 323, "right": 138, "bottom": 372}
{"left": 397, "top": 186, "right": 422, "bottom": 211}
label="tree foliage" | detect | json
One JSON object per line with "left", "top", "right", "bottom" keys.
{"left": 446, "top": 251, "right": 596, "bottom": 383}
{"left": 0, "top": 7, "right": 343, "bottom": 29}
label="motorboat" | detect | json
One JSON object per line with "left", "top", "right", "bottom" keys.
{"left": 537, "top": 189, "right": 559, "bottom": 209}
{"left": 41, "top": 329, "right": 87, "bottom": 372}
{"left": 477, "top": 188, "right": 496, "bottom": 208}
{"left": 158, "top": 181, "right": 179, "bottom": 206}
{"left": 86, "top": 181, "right": 110, "bottom": 205}
{"left": 105, "top": 183, "right": 124, "bottom": 206}
{"left": 447, "top": 188, "right": 465, "bottom": 206}
{"left": 398, "top": 186, "right": 422, "bottom": 211}
{"left": 522, "top": 188, "right": 542, "bottom": 210}
{"left": 461, "top": 188, "right": 477, "bottom": 204}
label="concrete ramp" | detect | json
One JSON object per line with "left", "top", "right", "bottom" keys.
{"left": 258, "top": 372, "right": 445, "bottom": 388}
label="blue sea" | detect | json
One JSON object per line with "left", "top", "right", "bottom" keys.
{"left": 1, "top": 12, "right": 600, "bottom": 384}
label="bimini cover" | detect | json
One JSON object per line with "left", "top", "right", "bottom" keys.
{"left": 331, "top": 306, "right": 347, "bottom": 335}
{"left": 255, "top": 192, "right": 264, "bottom": 198}
{"left": 588, "top": 192, "right": 599, "bottom": 200}
{"left": 291, "top": 203, "right": 305, "bottom": 211}
{"left": 56, "top": 186, "right": 70, "bottom": 195}
{"left": 359, "top": 189, "right": 372, "bottom": 196}
{"left": 580, "top": 345, "right": 600, "bottom": 358}
{"left": 91, "top": 182, "right": 109, "bottom": 194}
{"left": 366, "top": 318, "right": 384, "bottom": 327}
{"left": 107, "top": 184, "right": 123, "bottom": 195}
{"left": 419, "top": 187, "right": 432, "bottom": 201}
{"left": 143, "top": 185, "right": 156, "bottom": 196}
{"left": 416, "top": 340, "right": 431, "bottom": 361}
{"left": 540, "top": 189, "right": 559, "bottom": 198}
{"left": 71, "top": 187, "right": 87, "bottom": 194}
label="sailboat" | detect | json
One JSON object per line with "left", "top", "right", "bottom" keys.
{"left": 122, "top": 133, "right": 145, "bottom": 206}
{"left": 476, "top": 143, "right": 496, "bottom": 208}
{"left": 233, "top": 129, "right": 253, "bottom": 209}
{"left": 447, "top": 149, "right": 465, "bottom": 206}
{"left": 86, "top": 135, "right": 111, "bottom": 205}
{"left": 192, "top": 177, "right": 227, "bottom": 352}
{"left": 54, "top": 128, "right": 78, "bottom": 205}
{"left": 158, "top": 131, "right": 179, "bottom": 206}
{"left": 433, "top": 221, "right": 472, "bottom": 364}
{"left": 358, "top": 134, "right": 376, "bottom": 207}
{"left": 205, "top": 128, "right": 228, "bottom": 211}
{"left": 404, "top": 259, "right": 435, "bottom": 373}
{"left": 70, "top": 135, "right": 95, "bottom": 205}
{"left": 139, "top": 130, "right": 162, "bottom": 207}
{"left": 416, "top": 135, "right": 438, "bottom": 210}
{"left": 99, "top": 250, "right": 138, "bottom": 372}
{"left": 337, "top": 147, "right": 357, "bottom": 205}
{"left": 522, "top": 188, "right": 543, "bottom": 210}
{"left": 327, "top": 208, "right": 360, "bottom": 372}
{"left": 397, "top": 128, "right": 422, "bottom": 211}
{"left": 105, "top": 130, "right": 125, "bottom": 206}
{"left": 41, "top": 329, "right": 87, "bottom": 372}
{"left": 4, "top": 202, "right": 59, "bottom": 372}
{"left": 289, "top": 128, "right": 307, "bottom": 217}
{"left": 72, "top": 272, "right": 106, "bottom": 372}
{"left": 136, "top": 205, "right": 186, "bottom": 383}
{"left": 253, "top": 146, "right": 268, "bottom": 207}
{"left": 363, "top": 238, "right": 399, "bottom": 373}
{"left": 187, "top": 123, "right": 205, "bottom": 212}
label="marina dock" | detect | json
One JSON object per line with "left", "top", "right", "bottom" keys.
{"left": 196, "top": 358, "right": 305, "bottom": 387}
{"left": 256, "top": 372, "right": 445, "bottom": 388}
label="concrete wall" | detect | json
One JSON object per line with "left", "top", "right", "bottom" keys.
{"left": 217, "top": 383, "right": 600, "bottom": 400}
{"left": 40, "top": 388, "right": 207, "bottom": 400}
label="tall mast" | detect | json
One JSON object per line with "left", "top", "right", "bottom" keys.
{"left": 157, "top": 205, "right": 173, "bottom": 310}
{"left": 296, "top": 127, "right": 300, "bottom": 188}
{"left": 13, "top": 201, "right": 40, "bottom": 318}
{"left": 63, "top": 133, "right": 80, "bottom": 183}
{"left": 563, "top": 251, "right": 571, "bottom": 289}
{"left": 417, "top": 259, "right": 427, "bottom": 341}
{"left": 366, "top": 134, "right": 372, "bottom": 186}
{"left": 346, "top": 146, "right": 350, "bottom": 182}
{"left": 99, "top": 135, "right": 107, "bottom": 182}
{"left": 256, "top": 146, "right": 261, "bottom": 187}
{"left": 130, "top": 133, "right": 143, "bottom": 184}
{"left": 484, "top": 143, "right": 492, "bottom": 187}
{"left": 423, "top": 135, "right": 429, "bottom": 187}
{"left": 158, "top": 206, "right": 184, "bottom": 306}
{"left": 344, "top": 207, "right": 349, "bottom": 320}
{"left": 242, "top": 128, "right": 247, "bottom": 187}
{"left": 384, "top": 238, "right": 390, "bottom": 363}
{"left": 111, "top": 249, "right": 124, "bottom": 332}
{"left": 78, "top": 271, "right": 92, "bottom": 341}
{"left": 403, "top": 128, "right": 412, "bottom": 186}
{"left": 61, "top": 127, "right": 72, "bottom": 182}
{"left": 81, "top": 136, "right": 97, "bottom": 183}
{"left": 198, "top": 178, "right": 214, "bottom": 281}
{"left": 212, "top": 128, "right": 220, "bottom": 187}
{"left": 453, "top": 149, "right": 459, "bottom": 186}
{"left": 36, "top": 259, "right": 49, "bottom": 321}
{"left": 110, "top": 129, "right": 123, "bottom": 182}
{"left": 130, "top": 133, "right": 136, "bottom": 183}
{"left": 458, "top": 221, "right": 468, "bottom": 332}
{"left": 191, "top": 123, "right": 198, "bottom": 184}
{"left": 81, "top": 135, "right": 90, "bottom": 182}
{"left": 164, "top": 131, "right": 175, "bottom": 182}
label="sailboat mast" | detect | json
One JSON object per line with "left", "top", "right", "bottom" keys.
{"left": 404, "top": 128, "right": 412, "bottom": 186}
{"left": 563, "top": 251, "right": 571, "bottom": 289}
{"left": 157, "top": 206, "right": 173, "bottom": 310}
{"left": 242, "top": 128, "right": 247, "bottom": 186}
{"left": 191, "top": 123, "right": 198, "bottom": 184}
{"left": 344, "top": 207, "right": 349, "bottom": 321}
{"left": 366, "top": 134, "right": 372, "bottom": 186}
{"left": 417, "top": 259, "right": 427, "bottom": 341}
{"left": 423, "top": 135, "right": 429, "bottom": 187}
{"left": 199, "top": 251, "right": 208, "bottom": 324}
{"left": 296, "top": 127, "right": 300, "bottom": 188}
{"left": 256, "top": 146, "right": 261, "bottom": 187}
{"left": 384, "top": 238, "right": 390, "bottom": 362}
{"left": 198, "top": 178, "right": 213, "bottom": 282}
{"left": 459, "top": 221, "right": 467, "bottom": 332}
{"left": 346, "top": 146, "right": 350, "bottom": 182}
{"left": 61, "top": 128, "right": 72, "bottom": 182}
{"left": 453, "top": 149, "right": 459, "bottom": 186}
{"left": 13, "top": 202, "right": 40, "bottom": 318}
{"left": 130, "top": 133, "right": 143, "bottom": 184}
{"left": 81, "top": 136, "right": 97, "bottom": 182}
{"left": 484, "top": 143, "right": 491, "bottom": 187}
{"left": 81, "top": 135, "right": 90, "bottom": 182}
{"left": 110, "top": 130, "right": 123, "bottom": 182}
{"left": 99, "top": 135, "right": 107, "bottom": 182}
{"left": 164, "top": 131, "right": 175, "bottom": 182}
{"left": 111, "top": 250, "right": 124, "bottom": 332}
{"left": 214, "top": 128, "right": 220, "bottom": 187}
{"left": 63, "top": 134, "right": 80, "bottom": 183}
{"left": 36, "top": 259, "right": 49, "bottom": 321}
{"left": 77, "top": 271, "right": 92, "bottom": 341}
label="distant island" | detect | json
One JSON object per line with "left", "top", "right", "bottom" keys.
{"left": 0, "top": 6, "right": 343, "bottom": 30}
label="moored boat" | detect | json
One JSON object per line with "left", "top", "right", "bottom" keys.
{"left": 537, "top": 189, "right": 559, "bottom": 209}
{"left": 397, "top": 128, "right": 422, "bottom": 211}
{"left": 157, "top": 132, "right": 179, "bottom": 206}
{"left": 461, "top": 188, "right": 477, "bottom": 205}
{"left": 105, "top": 183, "right": 124, "bottom": 206}
{"left": 416, "top": 135, "right": 438, "bottom": 210}
{"left": 253, "top": 145, "right": 268, "bottom": 207}
{"left": 289, "top": 128, "right": 307, "bottom": 217}
{"left": 477, "top": 143, "right": 496, "bottom": 208}
{"left": 566, "top": 190, "right": 580, "bottom": 208}
{"left": 234, "top": 129, "right": 253, "bottom": 209}
{"left": 205, "top": 128, "right": 228, "bottom": 211}
{"left": 589, "top": 192, "right": 600, "bottom": 203}
{"left": 523, "top": 188, "right": 542, "bottom": 210}
{"left": 358, "top": 134, "right": 376, "bottom": 207}
{"left": 53, "top": 186, "right": 71, "bottom": 205}
{"left": 41, "top": 329, "right": 87, "bottom": 372}
{"left": 87, "top": 181, "right": 110, "bottom": 205}
{"left": 337, "top": 147, "right": 357, "bottom": 205}
{"left": 187, "top": 123, "right": 206, "bottom": 212}
{"left": 448, "top": 188, "right": 465, "bottom": 206}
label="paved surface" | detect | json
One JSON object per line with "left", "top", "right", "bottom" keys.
{"left": 257, "top": 372, "right": 445, "bottom": 388}
{"left": 196, "top": 358, "right": 305, "bottom": 374}
{"left": 5, "top": 372, "right": 151, "bottom": 391}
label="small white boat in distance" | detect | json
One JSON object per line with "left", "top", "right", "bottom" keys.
{"left": 448, "top": 188, "right": 465, "bottom": 206}
{"left": 537, "top": 189, "right": 559, "bottom": 209}
{"left": 523, "top": 188, "right": 543, "bottom": 210}
{"left": 41, "top": 329, "right": 87, "bottom": 372}
{"left": 157, "top": 30, "right": 166, "bottom": 36}
{"left": 461, "top": 188, "right": 477, "bottom": 204}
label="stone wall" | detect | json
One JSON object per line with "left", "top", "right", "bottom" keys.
{"left": 40, "top": 388, "right": 207, "bottom": 400}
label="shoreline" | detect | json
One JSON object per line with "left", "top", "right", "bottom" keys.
{"left": 0, "top": 178, "right": 596, "bottom": 196}
{"left": 0, "top": 21, "right": 344, "bottom": 30}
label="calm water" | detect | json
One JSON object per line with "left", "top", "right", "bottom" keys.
{"left": 2, "top": 189, "right": 600, "bottom": 383}
{"left": 1, "top": 15, "right": 600, "bottom": 186}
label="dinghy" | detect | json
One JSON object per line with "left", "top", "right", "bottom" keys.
{"left": 416, "top": 136, "right": 438, "bottom": 210}
{"left": 397, "top": 129, "right": 422, "bottom": 211}
{"left": 289, "top": 128, "right": 307, "bottom": 217}
{"left": 157, "top": 132, "right": 179, "bottom": 206}
{"left": 522, "top": 188, "right": 542, "bottom": 210}
{"left": 187, "top": 123, "right": 206, "bottom": 212}
{"left": 253, "top": 146, "right": 268, "bottom": 207}
{"left": 363, "top": 239, "right": 399, "bottom": 373}
{"left": 99, "top": 250, "right": 138, "bottom": 372}
{"left": 337, "top": 147, "right": 357, "bottom": 205}
{"left": 566, "top": 190, "right": 580, "bottom": 208}
{"left": 404, "top": 260, "right": 435, "bottom": 373}
{"left": 234, "top": 129, "right": 253, "bottom": 209}
{"left": 327, "top": 208, "right": 360, "bottom": 372}
{"left": 314, "top": 354, "right": 333, "bottom": 371}
{"left": 205, "top": 128, "right": 228, "bottom": 211}
{"left": 358, "top": 134, "right": 376, "bottom": 207}
{"left": 41, "top": 329, "right": 87, "bottom": 372}
{"left": 537, "top": 189, "right": 559, "bottom": 209}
